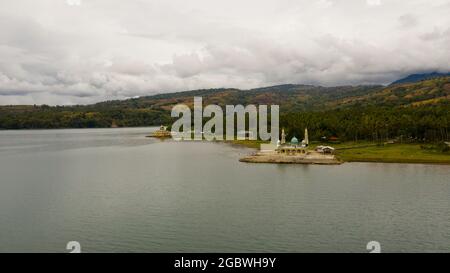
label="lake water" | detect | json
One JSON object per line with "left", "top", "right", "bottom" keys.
{"left": 0, "top": 127, "right": 449, "bottom": 253}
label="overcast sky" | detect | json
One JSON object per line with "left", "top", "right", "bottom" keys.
{"left": 0, "top": 0, "right": 449, "bottom": 105}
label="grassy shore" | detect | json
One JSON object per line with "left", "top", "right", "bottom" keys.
{"left": 228, "top": 139, "right": 450, "bottom": 164}
{"left": 228, "top": 139, "right": 269, "bottom": 149}
{"left": 331, "top": 142, "right": 450, "bottom": 164}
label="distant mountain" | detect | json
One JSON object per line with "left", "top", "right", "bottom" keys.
{"left": 332, "top": 76, "right": 450, "bottom": 108}
{"left": 95, "top": 84, "right": 383, "bottom": 112}
{"left": 391, "top": 72, "right": 450, "bottom": 85}
{"left": 1, "top": 77, "right": 449, "bottom": 130}
{"left": 95, "top": 77, "right": 450, "bottom": 111}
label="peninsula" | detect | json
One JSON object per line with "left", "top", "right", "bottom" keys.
{"left": 239, "top": 128, "right": 342, "bottom": 165}
{"left": 147, "top": 125, "right": 171, "bottom": 138}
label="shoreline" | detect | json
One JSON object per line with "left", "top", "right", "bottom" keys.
{"left": 229, "top": 140, "right": 450, "bottom": 165}
{"left": 339, "top": 157, "right": 450, "bottom": 165}
{"left": 239, "top": 151, "right": 342, "bottom": 165}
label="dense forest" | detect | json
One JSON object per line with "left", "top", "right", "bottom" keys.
{"left": 280, "top": 105, "right": 450, "bottom": 142}
{"left": 1, "top": 76, "right": 449, "bottom": 142}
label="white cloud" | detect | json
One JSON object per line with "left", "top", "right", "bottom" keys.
{"left": 366, "top": 0, "right": 382, "bottom": 6}
{"left": 0, "top": 0, "right": 449, "bottom": 105}
{"left": 398, "top": 13, "right": 419, "bottom": 28}
{"left": 66, "top": 0, "right": 81, "bottom": 6}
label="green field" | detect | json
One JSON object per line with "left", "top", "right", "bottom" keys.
{"left": 230, "top": 140, "right": 450, "bottom": 164}
{"left": 329, "top": 142, "right": 450, "bottom": 164}
{"left": 228, "top": 139, "right": 269, "bottom": 149}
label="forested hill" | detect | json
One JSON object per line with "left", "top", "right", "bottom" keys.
{"left": 1, "top": 77, "right": 449, "bottom": 142}
{"left": 95, "top": 84, "right": 383, "bottom": 111}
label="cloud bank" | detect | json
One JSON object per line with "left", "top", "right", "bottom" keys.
{"left": 0, "top": 0, "right": 449, "bottom": 105}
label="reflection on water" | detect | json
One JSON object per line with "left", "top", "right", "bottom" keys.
{"left": 0, "top": 128, "right": 449, "bottom": 252}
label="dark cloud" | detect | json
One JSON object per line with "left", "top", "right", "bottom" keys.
{"left": 0, "top": 90, "right": 34, "bottom": 96}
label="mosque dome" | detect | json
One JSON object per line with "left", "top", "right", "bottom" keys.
{"left": 290, "top": 136, "right": 299, "bottom": 145}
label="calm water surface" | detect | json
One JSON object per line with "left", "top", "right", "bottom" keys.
{"left": 0, "top": 128, "right": 449, "bottom": 252}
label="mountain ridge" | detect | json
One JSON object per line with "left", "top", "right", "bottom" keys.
{"left": 1, "top": 77, "right": 449, "bottom": 135}
{"left": 391, "top": 72, "right": 450, "bottom": 85}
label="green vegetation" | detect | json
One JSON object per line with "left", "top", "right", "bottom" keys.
{"left": 1, "top": 77, "right": 449, "bottom": 146}
{"left": 0, "top": 105, "right": 172, "bottom": 129}
{"left": 280, "top": 105, "right": 450, "bottom": 143}
{"left": 227, "top": 140, "right": 450, "bottom": 164}
{"left": 227, "top": 139, "right": 269, "bottom": 149}
{"left": 329, "top": 142, "right": 450, "bottom": 164}
{"left": 2, "top": 76, "right": 449, "bottom": 164}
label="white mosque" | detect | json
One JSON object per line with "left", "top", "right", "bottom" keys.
{"left": 276, "top": 128, "right": 309, "bottom": 155}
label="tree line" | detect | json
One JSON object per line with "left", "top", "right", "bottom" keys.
{"left": 1, "top": 104, "right": 449, "bottom": 143}
{"left": 280, "top": 105, "right": 450, "bottom": 142}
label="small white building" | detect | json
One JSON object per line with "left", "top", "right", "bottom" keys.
{"left": 315, "top": 145, "right": 335, "bottom": 154}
